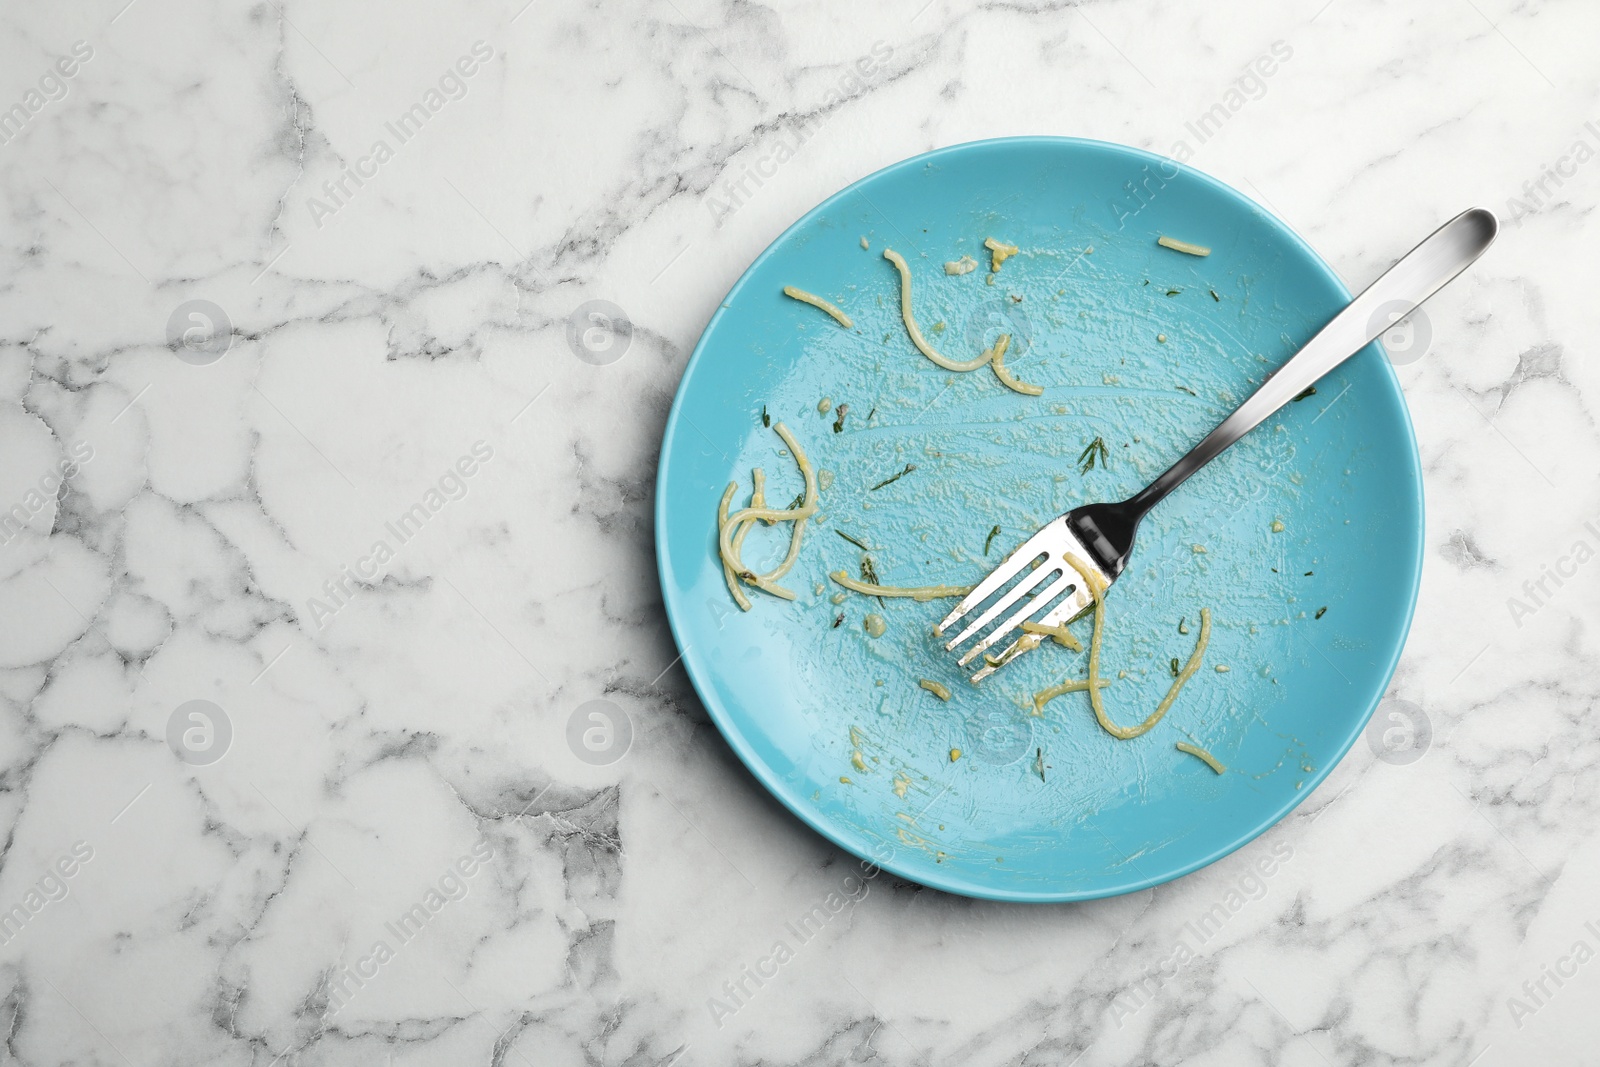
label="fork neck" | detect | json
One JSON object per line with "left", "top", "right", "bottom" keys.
{"left": 1065, "top": 498, "right": 1148, "bottom": 578}
{"left": 1124, "top": 423, "right": 1233, "bottom": 515}
{"left": 1125, "top": 477, "right": 1174, "bottom": 516}
{"left": 1065, "top": 441, "right": 1210, "bottom": 575}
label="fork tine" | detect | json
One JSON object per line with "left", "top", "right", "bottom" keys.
{"left": 943, "top": 561, "right": 1059, "bottom": 650}
{"left": 1034, "top": 580, "right": 1095, "bottom": 629}
{"left": 964, "top": 580, "right": 1093, "bottom": 681}
{"left": 967, "top": 636, "right": 1021, "bottom": 684}
{"left": 955, "top": 572, "right": 1076, "bottom": 666}
{"left": 934, "top": 521, "right": 1062, "bottom": 636}
{"left": 944, "top": 516, "right": 1112, "bottom": 682}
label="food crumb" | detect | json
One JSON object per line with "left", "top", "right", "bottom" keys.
{"left": 893, "top": 773, "right": 911, "bottom": 798}
{"left": 851, "top": 750, "right": 868, "bottom": 772}
{"left": 919, "top": 679, "right": 952, "bottom": 701}
{"left": 1192, "top": 544, "right": 1207, "bottom": 554}
{"left": 984, "top": 236, "right": 1019, "bottom": 272}
{"left": 943, "top": 255, "right": 978, "bottom": 276}
{"left": 949, "top": 748, "right": 962, "bottom": 762}
{"left": 818, "top": 397, "right": 832, "bottom": 414}
{"left": 839, "top": 776, "right": 852, "bottom": 784}
{"left": 1215, "top": 665, "right": 1231, "bottom": 673}
{"left": 1157, "top": 333, "right": 1168, "bottom": 343}
{"left": 831, "top": 592, "right": 846, "bottom": 604}
{"left": 860, "top": 236, "right": 869, "bottom": 249}
{"left": 1271, "top": 518, "right": 1285, "bottom": 533}
{"left": 865, "top": 614, "right": 887, "bottom": 637}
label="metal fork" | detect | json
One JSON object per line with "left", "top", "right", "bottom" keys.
{"left": 940, "top": 208, "right": 1499, "bottom": 682}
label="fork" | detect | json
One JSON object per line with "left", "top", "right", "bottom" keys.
{"left": 940, "top": 207, "right": 1499, "bottom": 683}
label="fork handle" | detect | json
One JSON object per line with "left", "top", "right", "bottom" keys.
{"left": 1126, "top": 207, "right": 1498, "bottom": 513}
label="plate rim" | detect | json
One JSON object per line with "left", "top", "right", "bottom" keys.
{"left": 653, "top": 134, "right": 1424, "bottom": 902}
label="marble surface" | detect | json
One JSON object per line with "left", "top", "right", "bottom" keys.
{"left": 1, "top": 0, "right": 1598, "bottom": 1063}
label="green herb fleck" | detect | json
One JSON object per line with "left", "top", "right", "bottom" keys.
{"left": 1175, "top": 385, "right": 1198, "bottom": 396}
{"left": 1209, "top": 289, "right": 1220, "bottom": 302}
{"left": 860, "top": 556, "right": 885, "bottom": 606}
{"left": 1035, "top": 747, "right": 1047, "bottom": 783}
{"left": 833, "top": 403, "right": 849, "bottom": 434}
{"left": 1179, "top": 617, "right": 1189, "bottom": 635}
{"left": 1315, "top": 606, "right": 1327, "bottom": 619}
{"left": 835, "top": 530, "right": 871, "bottom": 552}
{"left": 869, "top": 463, "right": 917, "bottom": 492}
{"left": 1170, "top": 657, "right": 1181, "bottom": 678}
{"left": 1166, "top": 288, "right": 1181, "bottom": 297}
{"left": 786, "top": 491, "right": 805, "bottom": 511}
{"left": 1304, "top": 570, "right": 1313, "bottom": 576}
{"left": 1292, "top": 386, "right": 1317, "bottom": 402}
{"left": 984, "top": 524, "right": 1001, "bottom": 555}
{"left": 761, "top": 404, "right": 770, "bottom": 427}
{"left": 832, "top": 613, "right": 844, "bottom": 628}
{"left": 1077, "top": 436, "right": 1111, "bottom": 474}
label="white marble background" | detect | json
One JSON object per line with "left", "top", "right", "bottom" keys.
{"left": 0, "top": 0, "right": 1596, "bottom": 1063}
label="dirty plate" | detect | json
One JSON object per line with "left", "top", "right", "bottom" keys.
{"left": 654, "top": 137, "right": 1421, "bottom": 902}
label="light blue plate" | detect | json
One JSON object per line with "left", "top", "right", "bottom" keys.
{"left": 655, "top": 137, "right": 1421, "bottom": 902}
